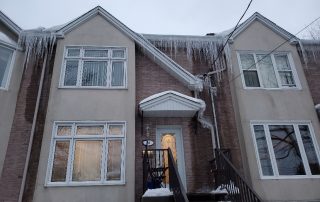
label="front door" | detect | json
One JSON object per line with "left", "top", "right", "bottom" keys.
{"left": 156, "top": 126, "right": 187, "bottom": 189}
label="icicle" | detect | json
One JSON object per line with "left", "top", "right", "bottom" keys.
{"left": 298, "top": 39, "right": 320, "bottom": 65}
{"left": 143, "top": 34, "right": 229, "bottom": 82}
{"left": 18, "top": 28, "right": 56, "bottom": 69}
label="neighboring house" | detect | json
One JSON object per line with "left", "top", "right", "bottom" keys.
{"left": 0, "top": 6, "right": 319, "bottom": 202}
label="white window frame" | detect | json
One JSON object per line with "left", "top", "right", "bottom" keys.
{"left": 46, "top": 121, "right": 126, "bottom": 186}
{"left": 0, "top": 43, "right": 16, "bottom": 90}
{"left": 237, "top": 51, "right": 301, "bottom": 90}
{"left": 250, "top": 120, "right": 320, "bottom": 179}
{"left": 59, "top": 46, "right": 128, "bottom": 89}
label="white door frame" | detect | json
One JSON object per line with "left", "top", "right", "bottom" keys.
{"left": 156, "top": 125, "right": 187, "bottom": 190}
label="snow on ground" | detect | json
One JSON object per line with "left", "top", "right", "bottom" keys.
{"left": 142, "top": 188, "right": 173, "bottom": 197}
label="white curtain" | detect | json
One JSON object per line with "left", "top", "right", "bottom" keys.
{"left": 82, "top": 61, "right": 108, "bottom": 86}
{"left": 73, "top": 140, "right": 102, "bottom": 181}
{"left": 257, "top": 54, "right": 278, "bottom": 88}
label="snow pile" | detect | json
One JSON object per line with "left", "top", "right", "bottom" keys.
{"left": 212, "top": 181, "right": 240, "bottom": 194}
{"left": 18, "top": 28, "right": 56, "bottom": 67}
{"left": 142, "top": 188, "right": 173, "bottom": 197}
{"left": 143, "top": 34, "right": 231, "bottom": 81}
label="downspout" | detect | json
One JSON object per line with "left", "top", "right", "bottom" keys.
{"left": 18, "top": 54, "right": 47, "bottom": 202}
{"left": 208, "top": 78, "right": 220, "bottom": 149}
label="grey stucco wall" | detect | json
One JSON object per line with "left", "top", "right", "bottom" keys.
{"left": 0, "top": 28, "right": 24, "bottom": 175}
{"left": 33, "top": 15, "right": 136, "bottom": 202}
{"left": 229, "top": 20, "right": 320, "bottom": 201}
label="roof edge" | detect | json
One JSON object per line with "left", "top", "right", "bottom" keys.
{"left": 0, "top": 10, "right": 22, "bottom": 36}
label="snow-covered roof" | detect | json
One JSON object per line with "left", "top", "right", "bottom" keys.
{"left": 229, "top": 12, "right": 298, "bottom": 43}
{"left": 139, "top": 90, "right": 205, "bottom": 117}
{"left": 51, "top": 6, "right": 203, "bottom": 91}
{"left": 0, "top": 10, "right": 21, "bottom": 36}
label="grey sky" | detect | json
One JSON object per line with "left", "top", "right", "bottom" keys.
{"left": 1, "top": 0, "right": 319, "bottom": 37}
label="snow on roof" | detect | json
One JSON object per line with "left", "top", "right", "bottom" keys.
{"left": 139, "top": 90, "right": 205, "bottom": 107}
{"left": 142, "top": 188, "right": 173, "bottom": 197}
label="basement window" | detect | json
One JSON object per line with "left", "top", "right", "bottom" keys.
{"left": 47, "top": 122, "right": 126, "bottom": 186}
{"left": 60, "top": 46, "right": 127, "bottom": 89}
{"left": 238, "top": 52, "right": 300, "bottom": 89}
{"left": 251, "top": 121, "right": 320, "bottom": 178}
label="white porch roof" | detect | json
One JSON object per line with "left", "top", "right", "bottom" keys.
{"left": 139, "top": 91, "right": 205, "bottom": 117}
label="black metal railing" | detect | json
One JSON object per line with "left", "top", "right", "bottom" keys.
{"left": 143, "top": 148, "right": 189, "bottom": 202}
{"left": 211, "top": 149, "right": 262, "bottom": 202}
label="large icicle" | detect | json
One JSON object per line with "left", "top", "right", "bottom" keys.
{"left": 298, "top": 39, "right": 320, "bottom": 65}
{"left": 143, "top": 34, "right": 230, "bottom": 82}
{"left": 18, "top": 28, "right": 56, "bottom": 68}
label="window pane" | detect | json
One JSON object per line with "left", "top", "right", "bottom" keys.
{"left": 84, "top": 49, "right": 108, "bottom": 57}
{"left": 51, "top": 141, "right": 69, "bottom": 182}
{"left": 279, "top": 71, "right": 295, "bottom": 87}
{"left": 64, "top": 60, "right": 78, "bottom": 86}
{"left": 275, "top": 55, "right": 291, "bottom": 70}
{"left": 243, "top": 71, "right": 260, "bottom": 87}
{"left": 67, "top": 48, "right": 80, "bottom": 57}
{"left": 112, "top": 50, "right": 125, "bottom": 58}
{"left": 111, "top": 61, "right": 124, "bottom": 86}
{"left": 82, "top": 61, "right": 108, "bottom": 86}
{"left": 299, "top": 125, "right": 320, "bottom": 175}
{"left": 256, "top": 54, "right": 278, "bottom": 88}
{"left": 76, "top": 126, "right": 104, "bottom": 136}
{"left": 0, "top": 46, "right": 13, "bottom": 87}
{"left": 107, "top": 140, "right": 122, "bottom": 180}
{"left": 253, "top": 125, "right": 274, "bottom": 176}
{"left": 109, "top": 125, "right": 123, "bottom": 136}
{"left": 269, "top": 125, "right": 306, "bottom": 175}
{"left": 57, "top": 126, "right": 72, "bottom": 136}
{"left": 73, "top": 141, "right": 102, "bottom": 181}
{"left": 240, "top": 54, "right": 256, "bottom": 70}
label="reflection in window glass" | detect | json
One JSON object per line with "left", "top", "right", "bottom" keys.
{"left": 112, "top": 50, "right": 125, "bottom": 58}
{"left": 253, "top": 125, "right": 273, "bottom": 176}
{"left": 84, "top": 49, "right": 108, "bottom": 57}
{"left": 77, "top": 126, "right": 104, "bottom": 136}
{"left": 57, "top": 126, "right": 72, "bottom": 136}
{"left": 64, "top": 60, "right": 78, "bottom": 86}
{"left": 243, "top": 71, "right": 260, "bottom": 87}
{"left": 107, "top": 140, "right": 122, "bottom": 180}
{"left": 299, "top": 125, "right": 320, "bottom": 175}
{"left": 0, "top": 46, "right": 13, "bottom": 88}
{"left": 67, "top": 48, "right": 80, "bottom": 57}
{"left": 51, "top": 141, "right": 69, "bottom": 182}
{"left": 269, "top": 125, "right": 305, "bottom": 175}
{"left": 109, "top": 125, "right": 123, "bottom": 136}
{"left": 73, "top": 141, "right": 102, "bottom": 181}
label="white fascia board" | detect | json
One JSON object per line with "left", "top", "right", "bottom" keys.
{"left": 231, "top": 12, "right": 298, "bottom": 43}
{"left": 56, "top": 6, "right": 203, "bottom": 92}
{"left": 0, "top": 11, "right": 22, "bottom": 36}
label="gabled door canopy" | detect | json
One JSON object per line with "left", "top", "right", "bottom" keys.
{"left": 139, "top": 91, "right": 205, "bottom": 117}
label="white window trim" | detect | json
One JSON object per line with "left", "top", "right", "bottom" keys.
{"left": 0, "top": 43, "right": 16, "bottom": 91}
{"left": 250, "top": 120, "right": 320, "bottom": 179}
{"left": 59, "top": 46, "right": 128, "bottom": 89}
{"left": 45, "top": 121, "right": 126, "bottom": 186}
{"left": 237, "top": 51, "right": 301, "bottom": 90}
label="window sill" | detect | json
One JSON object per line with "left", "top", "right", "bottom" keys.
{"left": 58, "top": 86, "right": 128, "bottom": 90}
{"left": 243, "top": 87, "right": 302, "bottom": 91}
{"left": 45, "top": 181, "right": 126, "bottom": 187}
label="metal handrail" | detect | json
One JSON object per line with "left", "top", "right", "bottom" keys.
{"left": 212, "top": 149, "right": 262, "bottom": 202}
{"left": 143, "top": 148, "right": 189, "bottom": 202}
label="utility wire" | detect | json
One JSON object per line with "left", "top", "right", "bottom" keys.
{"left": 228, "top": 15, "right": 320, "bottom": 84}
{"left": 210, "top": 0, "right": 253, "bottom": 70}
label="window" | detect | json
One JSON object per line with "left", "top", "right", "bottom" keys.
{"left": 238, "top": 52, "right": 299, "bottom": 89}
{"left": 61, "top": 47, "right": 127, "bottom": 88}
{"left": 47, "top": 122, "right": 125, "bottom": 185}
{"left": 251, "top": 122, "right": 320, "bottom": 178}
{"left": 0, "top": 45, "right": 14, "bottom": 89}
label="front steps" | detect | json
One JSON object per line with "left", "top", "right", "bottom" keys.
{"left": 141, "top": 192, "right": 228, "bottom": 202}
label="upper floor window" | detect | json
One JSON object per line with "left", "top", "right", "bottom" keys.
{"left": 61, "top": 46, "right": 127, "bottom": 88}
{"left": 251, "top": 121, "right": 320, "bottom": 178}
{"left": 238, "top": 52, "right": 300, "bottom": 89}
{"left": 0, "top": 45, "right": 14, "bottom": 89}
{"left": 47, "top": 121, "right": 126, "bottom": 186}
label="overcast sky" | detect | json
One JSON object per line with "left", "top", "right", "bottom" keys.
{"left": 1, "top": 0, "right": 319, "bottom": 37}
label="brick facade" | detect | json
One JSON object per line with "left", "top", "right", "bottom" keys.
{"left": 0, "top": 53, "right": 54, "bottom": 201}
